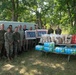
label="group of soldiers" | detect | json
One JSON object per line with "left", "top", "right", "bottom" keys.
{"left": 0, "top": 23, "right": 62, "bottom": 61}
{"left": 48, "top": 25, "right": 62, "bottom": 34}
{"left": 35, "top": 24, "right": 62, "bottom": 35}
{"left": 0, "top": 24, "right": 28, "bottom": 60}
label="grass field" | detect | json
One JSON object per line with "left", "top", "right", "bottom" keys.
{"left": 0, "top": 50, "right": 76, "bottom": 75}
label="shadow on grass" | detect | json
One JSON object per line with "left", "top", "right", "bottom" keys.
{"left": 0, "top": 50, "right": 76, "bottom": 75}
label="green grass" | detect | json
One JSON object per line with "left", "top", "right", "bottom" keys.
{"left": 0, "top": 50, "right": 76, "bottom": 75}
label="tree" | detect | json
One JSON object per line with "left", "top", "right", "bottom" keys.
{"left": 56, "top": 0, "right": 76, "bottom": 26}
{"left": 0, "top": 0, "right": 26, "bottom": 21}
{"left": 0, "top": 0, "right": 76, "bottom": 34}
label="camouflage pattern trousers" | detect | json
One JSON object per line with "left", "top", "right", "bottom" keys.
{"left": 5, "top": 42, "right": 13, "bottom": 58}
{"left": 0, "top": 43, "right": 3, "bottom": 54}
{"left": 13, "top": 42, "right": 21, "bottom": 55}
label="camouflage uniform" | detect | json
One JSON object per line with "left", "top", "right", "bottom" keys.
{"left": 13, "top": 32, "right": 21, "bottom": 56}
{"left": 18, "top": 29, "right": 24, "bottom": 51}
{"left": 48, "top": 28, "right": 54, "bottom": 34}
{"left": 55, "top": 28, "right": 62, "bottom": 35}
{"left": 0, "top": 30, "right": 6, "bottom": 55}
{"left": 0, "top": 30, "right": 4, "bottom": 53}
{"left": 4, "top": 32, "right": 13, "bottom": 58}
{"left": 23, "top": 29, "right": 28, "bottom": 51}
{"left": 11, "top": 30, "right": 13, "bottom": 33}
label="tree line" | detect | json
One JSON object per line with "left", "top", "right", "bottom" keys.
{"left": 0, "top": 0, "right": 76, "bottom": 34}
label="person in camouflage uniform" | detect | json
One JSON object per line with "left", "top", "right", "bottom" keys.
{"left": 9, "top": 25, "right": 13, "bottom": 33}
{"left": 13, "top": 27, "right": 21, "bottom": 57}
{"left": 4, "top": 27, "right": 13, "bottom": 60}
{"left": 55, "top": 26, "right": 62, "bottom": 35}
{"left": 0, "top": 29, "right": 3, "bottom": 57}
{"left": 48, "top": 25, "right": 54, "bottom": 34}
{"left": 23, "top": 25, "right": 28, "bottom": 51}
{"left": 0, "top": 24, "right": 6, "bottom": 58}
{"left": 18, "top": 25, "right": 24, "bottom": 52}
{"left": 0, "top": 25, "right": 1, "bottom": 30}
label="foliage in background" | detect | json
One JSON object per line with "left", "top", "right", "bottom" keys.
{"left": 0, "top": 0, "right": 76, "bottom": 34}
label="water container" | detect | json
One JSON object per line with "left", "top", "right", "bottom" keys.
{"left": 44, "top": 47, "right": 53, "bottom": 52}
{"left": 72, "top": 48, "right": 76, "bottom": 54}
{"left": 65, "top": 48, "right": 72, "bottom": 54}
{"left": 65, "top": 48, "right": 76, "bottom": 54}
{"left": 71, "top": 35, "right": 76, "bottom": 44}
{"left": 44, "top": 42, "right": 55, "bottom": 48}
{"left": 54, "top": 47, "right": 65, "bottom": 54}
{"left": 35, "top": 45, "right": 44, "bottom": 51}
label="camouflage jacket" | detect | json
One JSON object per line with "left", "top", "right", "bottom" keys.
{"left": 13, "top": 32, "right": 20, "bottom": 42}
{"left": 4, "top": 32, "right": 13, "bottom": 43}
{"left": 0, "top": 30, "right": 6, "bottom": 44}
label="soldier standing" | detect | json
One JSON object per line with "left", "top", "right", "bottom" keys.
{"left": 9, "top": 25, "right": 13, "bottom": 33}
{"left": 0, "top": 24, "right": 6, "bottom": 58}
{"left": 23, "top": 25, "right": 28, "bottom": 51}
{"left": 13, "top": 27, "right": 20, "bottom": 58}
{"left": 0, "top": 28, "right": 3, "bottom": 59}
{"left": 55, "top": 26, "right": 62, "bottom": 35}
{"left": 23, "top": 25, "right": 28, "bottom": 31}
{"left": 48, "top": 25, "right": 54, "bottom": 34}
{"left": 4, "top": 27, "right": 13, "bottom": 60}
{"left": 34, "top": 24, "right": 40, "bottom": 30}
{"left": 34, "top": 25, "right": 37, "bottom": 29}
{"left": 0, "top": 25, "right": 1, "bottom": 30}
{"left": 18, "top": 25, "right": 24, "bottom": 52}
